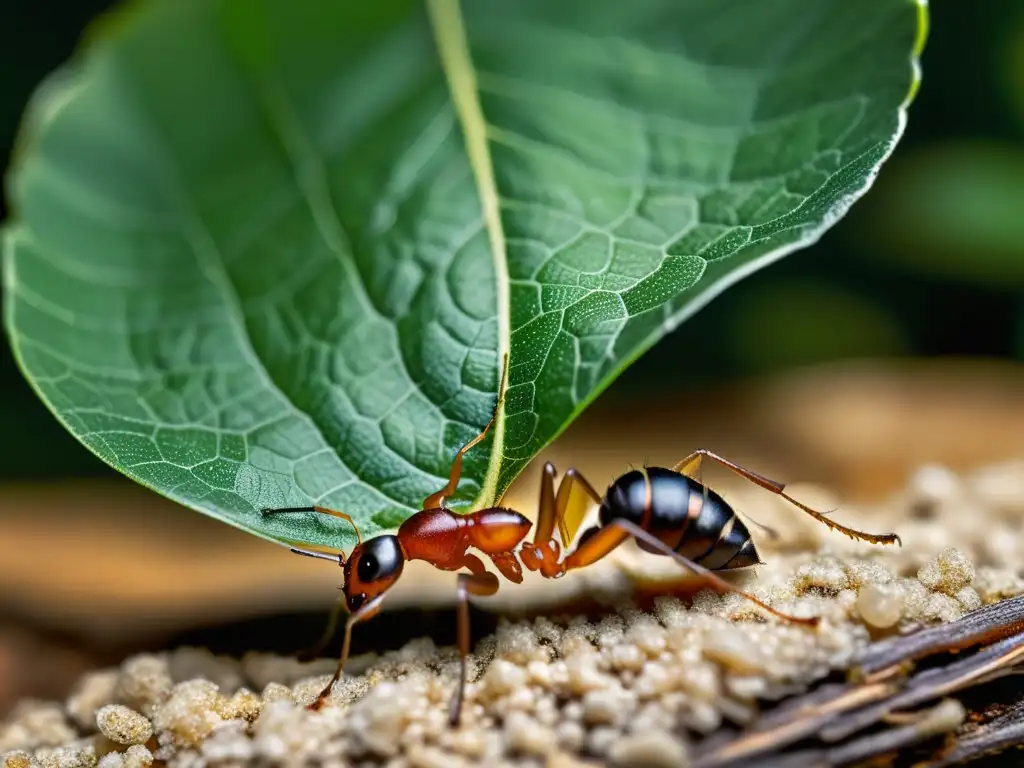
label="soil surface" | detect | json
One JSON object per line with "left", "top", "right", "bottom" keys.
{"left": 3, "top": 459, "right": 1023, "bottom": 768}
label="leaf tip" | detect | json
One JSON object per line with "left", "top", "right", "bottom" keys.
{"left": 903, "top": 0, "right": 930, "bottom": 108}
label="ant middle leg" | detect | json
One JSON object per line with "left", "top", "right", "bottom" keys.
{"left": 532, "top": 463, "right": 603, "bottom": 545}
{"left": 449, "top": 555, "right": 500, "bottom": 726}
{"left": 672, "top": 449, "right": 901, "bottom": 547}
{"left": 557, "top": 519, "right": 819, "bottom": 626}
{"left": 523, "top": 464, "right": 603, "bottom": 577}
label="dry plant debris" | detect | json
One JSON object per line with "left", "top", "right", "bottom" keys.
{"left": 3, "top": 461, "right": 1024, "bottom": 768}
{"left": 693, "top": 595, "right": 1024, "bottom": 767}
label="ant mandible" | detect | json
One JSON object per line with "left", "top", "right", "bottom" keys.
{"left": 263, "top": 357, "right": 901, "bottom": 726}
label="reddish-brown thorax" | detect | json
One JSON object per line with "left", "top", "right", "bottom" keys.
{"left": 397, "top": 507, "right": 531, "bottom": 582}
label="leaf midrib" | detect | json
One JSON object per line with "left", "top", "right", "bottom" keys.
{"left": 426, "top": 0, "right": 510, "bottom": 509}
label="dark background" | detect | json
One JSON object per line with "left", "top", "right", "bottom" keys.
{"left": 2, "top": 1, "right": 1023, "bottom": 481}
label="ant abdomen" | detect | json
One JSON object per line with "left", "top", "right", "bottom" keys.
{"left": 599, "top": 467, "right": 761, "bottom": 571}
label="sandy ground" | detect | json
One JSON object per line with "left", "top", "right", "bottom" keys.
{"left": 3, "top": 457, "right": 1023, "bottom": 768}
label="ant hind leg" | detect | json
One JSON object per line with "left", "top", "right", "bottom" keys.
{"left": 671, "top": 449, "right": 900, "bottom": 547}
{"left": 558, "top": 518, "right": 819, "bottom": 627}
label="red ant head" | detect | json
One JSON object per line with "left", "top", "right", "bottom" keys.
{"left": 341, "top": 535, "right": 405, "bottom": 613}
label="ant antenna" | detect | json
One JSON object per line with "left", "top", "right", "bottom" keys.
{"left": 263, "top": 505, "right": 363, "bottom": 544}
{"left": 290, "top": 546, "right": 344, "bottom": 564}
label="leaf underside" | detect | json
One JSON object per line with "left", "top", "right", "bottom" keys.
{"left": 2, "top": 0, "right": 925, "bottom": 551}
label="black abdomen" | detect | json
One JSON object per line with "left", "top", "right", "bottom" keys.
{"left": 598, "top": 467, "right": 759, "bottom": 570}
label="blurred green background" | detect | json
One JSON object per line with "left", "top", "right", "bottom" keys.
{"left": 2, "top": 0, "right": 1023, "bottom": 482}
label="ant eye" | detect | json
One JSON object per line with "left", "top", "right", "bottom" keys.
{"left": 355, "top": 536, "right": 404, "bottom": 584}
{"left": 357, "top": 553, "right": 379, "bottom": 583}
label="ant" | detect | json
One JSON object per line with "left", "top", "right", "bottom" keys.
{"left": 263, "top": 359, "right": 901, "bottom": 726}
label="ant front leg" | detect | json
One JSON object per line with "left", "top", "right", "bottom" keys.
{"left": 423, "top": 416, "right": 496, "bottom": 510}
{"left": 265, "top": 506, "right": 359, "bottom": 662}
{"left": 308, "top": 593, "right": 387, "bottom": 711}
{"left": 558, "top": 519, "right": 819, "bottom": 626}
{"left": 281, "top": 542, "right": 347, "bottom": 661}
{"left": 672, "top": 450, "right": 901, "bottom": 547}
{"left": 424, "top": 355, "right": 509, "bottom": 510}
{"left": 449, "top": 555, "right": 500, "bottom": 726}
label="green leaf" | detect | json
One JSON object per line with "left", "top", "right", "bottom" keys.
{"left": 3, "top": 0, "right": 926, "bottom": 551}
